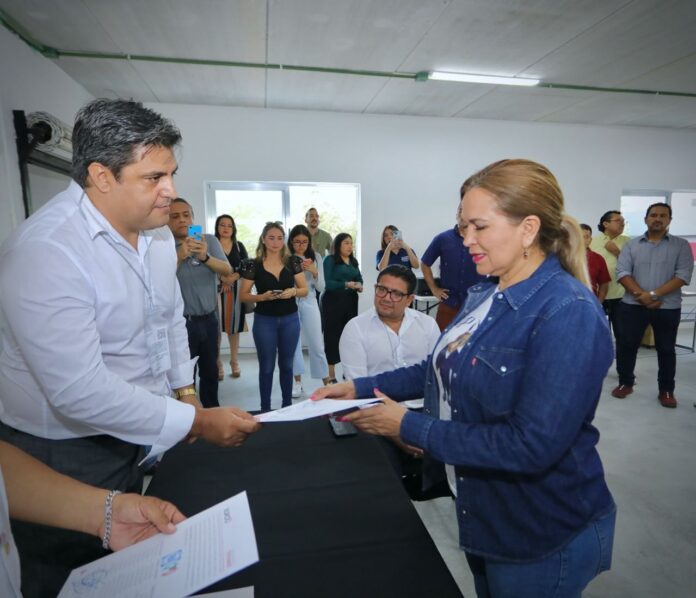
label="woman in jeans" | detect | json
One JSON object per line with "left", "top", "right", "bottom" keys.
{"left": 288, "top": 225, "right": 330, "bottom": 397}
{"left": 322, "top": 233, "right": 363, "bottom": 383}
{"left": 239, "top": 222, "right": 307, "bottom": 411}
{"left": 315, "top": 159, "right": 616, "bottom": 598}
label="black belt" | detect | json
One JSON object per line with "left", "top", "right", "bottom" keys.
{"left": 184, "top": 311, "right": 216, "bottom": 321}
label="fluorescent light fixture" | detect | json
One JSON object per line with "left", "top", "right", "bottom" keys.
{"left": 428, "top": 71, "right": 539, "bottom": 87}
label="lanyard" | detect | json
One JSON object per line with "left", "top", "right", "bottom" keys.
{"left": 79, "top": 192, "right": 156, "bottom": 309}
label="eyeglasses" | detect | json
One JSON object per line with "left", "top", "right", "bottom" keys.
{"left": 374, "top": 284, "right": 408, "bottom": 301}
{"left": 292, "top": 239, "right": 309, "bottom": 246}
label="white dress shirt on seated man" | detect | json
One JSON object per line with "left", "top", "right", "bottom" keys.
{"left": 0, "top": 181, "right": 195, "bottom": 458}
{"left": 340, "top": 307, "right": 440, "bottom": 379}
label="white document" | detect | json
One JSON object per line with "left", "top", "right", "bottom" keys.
{"left": 255, "top": 398, "right": 381, "bottom": 422}
{"left": 58, "top": 491, "right": 258, "bottom": 598}
{"left": 198, "top": 588, "right": 254, "bottom": 597}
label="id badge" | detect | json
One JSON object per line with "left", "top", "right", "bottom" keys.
{"left": 145, "top": 307, "right": 172, "bottom": 376}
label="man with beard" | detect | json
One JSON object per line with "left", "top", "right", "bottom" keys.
{"left": 305, "top": 207, "right": 333, "bottom": 257}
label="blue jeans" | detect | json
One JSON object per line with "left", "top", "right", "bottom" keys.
{"left": 185, "top": 312, "right": 220, "bottom": 408}
{"left": 466, "top": 507, "right": 616, "bottom": 598}
{"left": 293, "top": 297, "right": 329, "bottom": 380}
{"left": 253, "top": 312, "right": 300, "bottom": 411}
{"left": 615, "top": 303, "right": 681, "bottom": 392}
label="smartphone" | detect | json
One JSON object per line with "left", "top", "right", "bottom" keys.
{"left": 392, "top": 229, "right": 402, "bottom": 240}
{"left": 188, "top": 224, "right": 202, "bottom": 241}
{"left": 271, "top": 289, "right": 284, "bottom": 295}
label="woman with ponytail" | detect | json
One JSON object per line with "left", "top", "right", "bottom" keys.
{"left": 314, "top": 159, "right": 616, "bottom": 597}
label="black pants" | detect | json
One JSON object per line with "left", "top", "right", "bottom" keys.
{"left": 185, "top": 312, "right": 220, "bottom": 408}
{"left": 615, "top": 303, "right": 681, "bottom": 392}
{"left": 0, "top": 423, "right": 144, "bottom": 598}
{"left": 602, "top": 298, "right": 623, "bottom": 342}
{"left": 322, "top": 291, "right": 358, "bottom": 365}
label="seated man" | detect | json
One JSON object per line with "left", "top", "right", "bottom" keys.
{"left": 339, "top": 264, "right": 441, "bottom": 479}
{"left": 340, "top": 265, "right": 440, "bottom": 381}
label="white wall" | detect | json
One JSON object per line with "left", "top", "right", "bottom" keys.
{"left": 0, "top": 26, "right": 92, "bottom": 243}
{"left": 151, "top": 101, "right": 696, "bottom": 300}
{"left": 2, "top": 24, "right": 695, "bottom": 297}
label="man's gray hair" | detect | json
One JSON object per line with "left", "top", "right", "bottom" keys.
{"left": 71, "top": 99, "right": 181, "bottom": 187}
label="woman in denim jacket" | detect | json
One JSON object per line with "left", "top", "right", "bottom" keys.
{"left": 314, "top": 159, "right": 616, "bottom": 598}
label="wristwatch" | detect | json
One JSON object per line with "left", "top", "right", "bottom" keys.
{"left": 174, "top": 387, "right": 197, "bottom": 400}
{"left": 200, "top": 253, "right": 210, "bottom": 263}
{"left": 649, "top": 290, "right": 659, "bottom": 301}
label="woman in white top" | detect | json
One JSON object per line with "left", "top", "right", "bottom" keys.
{"left": 288, "top": 225, "right": 331, "bottom": 396}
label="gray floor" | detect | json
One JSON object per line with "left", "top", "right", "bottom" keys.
{"left": 216, "top": 325, "right": 696, "bottom": 597}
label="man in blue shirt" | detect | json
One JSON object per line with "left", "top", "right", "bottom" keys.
{"left": 421, "top": 197, "right": 484, "bottom": 330}
{"left": 613, "top": 203, "right": 694, "bottom": 408}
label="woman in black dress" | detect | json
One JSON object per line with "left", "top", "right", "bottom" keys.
{"left": 215, "top": 214, "right": 248, "bottom": 378}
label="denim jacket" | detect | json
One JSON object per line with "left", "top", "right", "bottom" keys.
{"left": 354, "top": 255, "right": 615, "bottom": 562}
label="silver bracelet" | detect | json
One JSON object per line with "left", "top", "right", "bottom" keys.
{"left": 102, "top": 490, "right": 123, "bottom": 550}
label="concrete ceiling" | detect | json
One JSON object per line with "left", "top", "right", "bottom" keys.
{"left": 3, "top": 0, "right": 696, "bottom": 128}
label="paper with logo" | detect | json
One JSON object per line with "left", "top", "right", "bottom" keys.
{"left": 58, "top": 491, "right": 258, "bottom": 598}
{"left": 255, "top": 397, "right": 381, "bottom": 422}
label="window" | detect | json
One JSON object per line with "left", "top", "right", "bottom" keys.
{"left": 620, "top": 192, "right": 667, "bottom": 237}
{"left": 670, "top": 192, "right": 696, "bottom": 236}
{"left": 620, "top": 190, "right": 696, "bottom": 238}
{"left": 204, "top": 181, "right": 360, "bottom": 258}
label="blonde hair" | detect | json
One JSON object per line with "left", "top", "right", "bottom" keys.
{"left": 256, "top": 221, "right": 289, "bottom": 262}
{"left": 461, "top": 159, "right": 589, "bottom": 288}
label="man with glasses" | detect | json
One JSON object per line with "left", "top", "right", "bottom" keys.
{"left": 591, "top": 211, "right": 630, "bottom": 341}
{"left": 339, "top": 265, "right": 440, "bottom": 379}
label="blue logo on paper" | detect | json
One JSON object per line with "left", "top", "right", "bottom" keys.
{"left": 160, "top": 549, "right": 182, "bottom": 576}
{"left": 71, "top": 569, "right": 108, "bottom": 594}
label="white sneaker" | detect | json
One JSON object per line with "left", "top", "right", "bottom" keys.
{"left": 292, "top": 382, "right": 304, "bottom": 398}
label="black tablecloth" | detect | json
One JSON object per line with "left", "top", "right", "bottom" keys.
{"left": 146, "top": 417, "right": 463, "bottom": 597}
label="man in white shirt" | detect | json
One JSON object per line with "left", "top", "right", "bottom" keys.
{"left": 339, "top": 265, "right": 440, "bottom": 379}
{"left": 0, "top": 99, "right": 259, "bottom": 596}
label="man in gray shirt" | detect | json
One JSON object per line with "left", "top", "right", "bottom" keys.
{"left": 169, "top": 198, "right": 231, "bottom": 407}
{"left": 612, "top": 202, "right": 694, "bottom": 408}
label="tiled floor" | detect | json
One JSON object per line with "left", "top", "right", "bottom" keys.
{"left": 214, "top": 323, "right": 696, "bottom": 597}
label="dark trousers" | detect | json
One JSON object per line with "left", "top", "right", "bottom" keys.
{"left": 186, "top": 312, "right": 220, "bottom": 408}
{"left": 252, "top": 312, "right": 300, "bottom": 411}
{"left": 435, "top": 302, "right": 460, "bottom": 331}
{"left": 602, "top": 298, "right": 623, "bottom": 342}
{"left": 0, "top": 423, "right": 143, "bottom": 598}
{"left": 615, "top": 303, "right": 681, "bottom": 392}
{"left": 322, "top": 291, "right": 358, "bottom": 365}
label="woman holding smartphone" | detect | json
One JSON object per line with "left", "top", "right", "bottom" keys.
{"left": 322, "top": 232, "right": 363, "bottom": 382}
{"left": 239, "top": 222, "right": 308, "bottom": 411}
{"left": 376, "top": 225, "right": 419, "bottom": 271}
{"left": 215, "top": 214, "right": 248, "bottom": 379}
{"left": 288, "top": 225, "right": 331, "bottom": 396}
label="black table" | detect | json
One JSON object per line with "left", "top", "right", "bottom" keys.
{"left": 146, "top": 417, "right": 463, "bottom": 597}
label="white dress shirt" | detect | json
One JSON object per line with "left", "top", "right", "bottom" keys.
{"left": 339, "top": 307, "right": 440, "bottom": 379}
{"left": 0, "top": 181, "right": 195, "bottom": 458}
